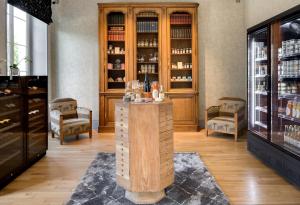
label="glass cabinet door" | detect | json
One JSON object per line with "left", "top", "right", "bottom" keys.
{"left": 248, "top": 28, "right": 270, "bottom": 139}
{"left": 105, "top": 10, "right": 127, "bottom": 90}
{"left": 134, "top": 9, "right": 161, "bottom": 84}
{"left": 167, "top": 9, "right": 195, "bottom": 91}
{"left": 271, "top": 15, "right": 300, "bottom": 157}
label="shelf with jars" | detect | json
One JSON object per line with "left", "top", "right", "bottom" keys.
{"left": 136, "top": 11, "right": 159, "bottom": 85}
{"left": 106, "top": 12, "right": 126, "bottom": 90}
{"left": 99, "top": 3, "right": 199, "bottom": 132}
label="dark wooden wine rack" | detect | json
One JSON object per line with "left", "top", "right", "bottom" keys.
{"left": 0, "top": 76, "right": 48, "bottom": 189}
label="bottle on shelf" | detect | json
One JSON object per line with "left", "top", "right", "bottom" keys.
{"left": 284, "top": 125, "right": 300, "bottom": 148}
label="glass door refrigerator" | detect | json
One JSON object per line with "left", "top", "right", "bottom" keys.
{"left": 248, "top": 27, "right": 270, "bottom": 140}
{"left": 247, "top": 5, "right": 300, "bottom": 188}
{"left": 271, "top": 14, "right": 300, "bottom": 158}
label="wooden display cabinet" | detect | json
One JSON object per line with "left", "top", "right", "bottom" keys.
{"left": 99, "top": 3, "right": 199, "bottom": 132}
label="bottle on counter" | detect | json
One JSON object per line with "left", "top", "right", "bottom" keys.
{"left": 151, "top": 81, "right": 159, "bottom": 99}
{"left": 159, "top": 85, "right": 165, "bottom": 100}
{"left": 143, "top": 73, "right": 151, "bottom": 98}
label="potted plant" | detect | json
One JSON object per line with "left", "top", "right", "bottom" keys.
{"left": 10, "top": 57, "right": 31, "bottom": 76}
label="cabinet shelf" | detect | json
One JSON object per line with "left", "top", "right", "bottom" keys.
{"left": 279, "top": 53, "right": 300, "bottom": 61}
{"left": 107, "top": 24, "right": 124, "bottom": 26}
{"left": 255, "top": 74, "right": 267, "bottom": 78}
{"left": 108, "top": 40, "right": 125, "bottom": 42}
{"left": 278, "top": 93, "right": 300, "bottom": 99}
{"left": 278, "top": 114, "right": 300, "bottom": 124}
{"left": 137, "top": 62, "right": 158, "bottom": 64}
{"left": 137, "top": 32, "right": 158, "bottom": 34}
{"left": 171, "top": 53, "right": 192, "bottom": 56}
{"left": 108, "top": 69, "right": 125, "bottom": 71}
{"left": 0, "top": 109, "right": 21, "bottom": 118}
{"left": 171, "top": 38, "right": 192, "bottom": 40}
{"left": 255, "top": 58, "right": 268, "bottom": 62}
{"left": 255, "top": 106, "right": 268, "bottom": 113}
{"left": 137, "top": 47, "right": 158, "bottom": 49}
{"left": 107, "top": 54, "right": 125, "bottom": 56}
{"left": 0, "top": 122, "right": 21, "bottom": 133}
{"left": 138, "top": 73, "right": 158, "bottom": 75}
{"left": 171, "top": 23, "right": 192, "bottom": 26}
{"left": 171, "top": 69, "right": 192, "bottom": 71}
{"left": 29, "top": 102, "right": 45, "bottom": 110}
{"left": 0, "top": 95, "right": 19, "bottom": 102}
{"left": 171, "top": 80, "right": 192, "bottom": 83}
{"left": 255, "top": 121, "right": 268, "bottom": 129}
{"left": 0, "top": 151, "right": 21, "bottom": 166}
{"left": 255, "top": 91, "right": 268, "bottom": 95}
{"left": 0, "top": 136, "right": 21, "bottom": 150}
{"left": 279, "top": 75, "right": 300, "bottom": 80}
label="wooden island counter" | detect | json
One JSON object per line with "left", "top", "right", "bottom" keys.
{"left": 115, "top": 99, "right": 174, "bottom": 204}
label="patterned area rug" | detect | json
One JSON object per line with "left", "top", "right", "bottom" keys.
{"left": 67, "top": 153, "right": 230, "bottom": 205}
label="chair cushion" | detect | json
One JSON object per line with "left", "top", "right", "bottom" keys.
{"left": 51, "top": 118, "right": 90, "bottom": 136}
{"left": 219, "top": 98, "right": 245, "bottom": 114}
{"left": 49, "top": 98, "right": 77, "bottom": 119}
{"left": 207, "top": 116, "right": 236, "bottom": 134}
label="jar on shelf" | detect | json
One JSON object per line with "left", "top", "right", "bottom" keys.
{"left": 286, "top": 100, "right": 293, "bottom": 117}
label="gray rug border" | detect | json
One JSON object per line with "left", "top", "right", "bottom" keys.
{"left": 67, "top": 152, "right": 231, "bottom": 205}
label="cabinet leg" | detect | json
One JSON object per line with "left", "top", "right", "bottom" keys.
{"left": 51, "top": 132, "right": 55, "bottom": 138}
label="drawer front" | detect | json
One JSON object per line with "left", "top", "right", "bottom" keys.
{"left": 159, "top": 105, "right": 173, "bottom": 122}
{"left": 160, "top": 120, "right": 173, "bottom": 133}
{"left": 159, "top": 131, "right": 174, "bottom": 178}
{"left": 115, "top": 125, "right": 128, "bottom": 134}
{"left": 116, "top": 145, "right": 130, "bottom": 179}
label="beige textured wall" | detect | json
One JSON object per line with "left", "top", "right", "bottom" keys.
{"left": 0, "top": 0, "right": 6, "bottom": 75}
{"left": 245, "top": 0, "right": 300, "bottom": 28}
{"left": 50, "top": 0, "right": 246, "bottom": 127}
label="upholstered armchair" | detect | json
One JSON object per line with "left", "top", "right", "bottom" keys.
{"left": 205, "top": 97, "right": 246, "bottom": 141}
{"left": 49, "top": 98, "right": 92, "bottom": 145}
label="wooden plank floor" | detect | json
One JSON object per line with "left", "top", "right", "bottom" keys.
{"left": 0, "top": 130, "right": 300, "bottom": 205}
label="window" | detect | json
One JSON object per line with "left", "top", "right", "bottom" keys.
{"left": 7, "top": 4, "right": 29, "bottom": 76}
{"left": 6, "top": 4, "right": 48, "bottom": 76}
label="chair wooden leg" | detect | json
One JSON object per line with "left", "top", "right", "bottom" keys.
{"left": 51, "top": 132, "right": 55, "bottom": 138}
{"left": 60, "top": 134, "right": 64, "bottom": 145}
{"left": 89, "top": 129, "right": 92, "bottom": 138}
{"left": 235, "top": 131, "right": 238, "bottom": 141}
{"left": 89, "top": 110, "right": 92, "bottom": 138}
{"left": 206, "top": 129, "right": 209, "bottom": 137}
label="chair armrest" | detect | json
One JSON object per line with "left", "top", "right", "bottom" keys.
{"left": 234, "top": 106, "right": 246, "bottom": 129}
{"left": 50, "top": 110, "right": 63, "bottom": 134}
{"left": 234, "top": 106, "right": 245, "bottom": 121}
{"left": 77, "top": 107, "right": 92, "bottom": 119}
{"left": 50, "top": 110, "right": 62, "bottom": 123}
{"left": 205, "top": 106, "right": 220, "bottom": 120}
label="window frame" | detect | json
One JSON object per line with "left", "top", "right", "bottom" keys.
{"left": 7, "top": 4, "right": 32, "bottom": 76}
